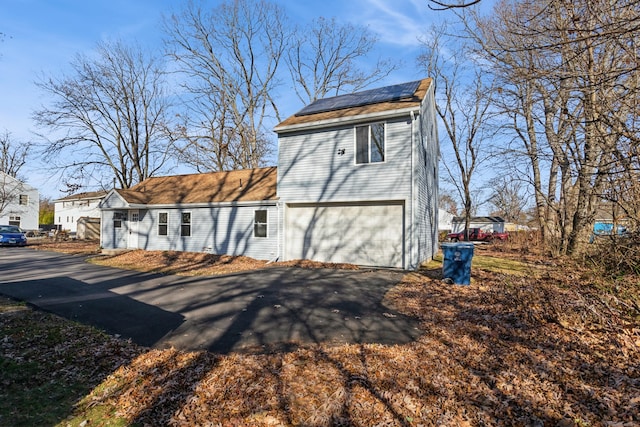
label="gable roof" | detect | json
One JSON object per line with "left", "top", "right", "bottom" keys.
{"left": 275, "top": 78, "right": 432, "bottom": 132}
{"left": 54, "top": 190, "right": 108, "bottom": 203}
{"left": 0, "top": 171, "right": 37, "bottom": 191}
{"left": 114, "top": 167, "right": 277, "bottom": 205}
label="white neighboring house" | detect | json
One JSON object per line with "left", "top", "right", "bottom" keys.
{"left": 0, "top": 171, "right": 39, "bottom": 230}
{"left": 438, "top": 209, "right": 454, "bottom": 232}
{"left": 451, "top": 216, "right": 506, "bottom": 233}
{"left": 54, "top": 191, "right": 107, "bottom": 234}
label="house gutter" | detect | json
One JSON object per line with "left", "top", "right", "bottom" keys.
{"left": 100, "top": 200, "right": 279, "bottom": 210}
{"left": 274, "top": 106, "right": 421, "bottom": 134}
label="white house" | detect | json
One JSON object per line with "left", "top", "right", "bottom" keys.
{"left": 438, "top": 209, "right": 454, "bottom": 232}
{"left": 54, "top": 191, "right": 107, "bottom": 233}
{"left": 0, "top": 171, "right": 39, "bottom": 230}
{"left": 451, "top": 216, "right": 506, "bottom": 233}
{"left": 99, "top": 78, "right": 439, "bottom": 269}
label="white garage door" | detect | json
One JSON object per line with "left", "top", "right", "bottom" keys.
{"left": 285, "top": 202, "right": 404, "bottom": 268}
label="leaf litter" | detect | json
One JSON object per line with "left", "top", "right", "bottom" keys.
{"left": 3, "top": 240, "right": 639, "bottom": 426}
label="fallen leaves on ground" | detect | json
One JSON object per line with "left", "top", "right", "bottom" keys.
{"left": 27, "top": 238, "right": 101, "bottom": 255}
{"left": 89, "top": 249, "right": 359, "bottom": 276}
{"left": 4, "top": 243, "right": 639, "bottom": 426}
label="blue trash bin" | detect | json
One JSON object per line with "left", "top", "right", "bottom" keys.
{"left": 441, "top": 242, "right": 475, "bottom": 285}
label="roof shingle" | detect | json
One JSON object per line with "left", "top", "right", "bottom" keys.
{"left": 115, "top": 167, "right": 277, "bottom": 205}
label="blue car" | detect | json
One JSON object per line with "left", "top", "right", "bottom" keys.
{"left": 0, "top": 225, "right": 27, "bottom": 247}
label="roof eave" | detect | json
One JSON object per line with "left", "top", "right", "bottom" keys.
{"left": 274, "top": 106, "right": 421, "bottom": 134}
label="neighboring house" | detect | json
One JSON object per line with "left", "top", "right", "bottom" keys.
{"left": 99, "top": 78, "right": 439, "bottom": 269}
{"left": 438, "top": 209, "right": 454, "bottom": 232}
{"left": 0, "top": 171, "right": 39, "bottom": 230}
{"left": 54, "top": 191, "right": 107, "bottom": 234}
{"left": 451, "top": 216, "right": 505, "bottom": 233}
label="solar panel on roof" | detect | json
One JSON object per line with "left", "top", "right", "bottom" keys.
{"left": 295, "top": 80, "right": 422, "bottom": 116}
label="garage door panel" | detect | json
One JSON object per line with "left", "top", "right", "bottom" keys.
{"left": 286, "top": 203, "right": 404, "bottom": 268}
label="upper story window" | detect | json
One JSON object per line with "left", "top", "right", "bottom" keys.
{"left": 181, "top": 212, "right": 191, "bottom": 237}
{"left": 355, "top": 122, "right": 385, "bottom": 164}
{"left": 254, "top": 210, "right": 267, "bottom": 238}
{"left": 158, "top": 212, "right": 168, "bottom": 236}
{"left": 19, "top": 194, "right": 28, "bottom": 205}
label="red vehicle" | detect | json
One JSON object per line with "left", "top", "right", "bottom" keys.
{"left": 446, "top": 228, "right": 508, "bottom": 242}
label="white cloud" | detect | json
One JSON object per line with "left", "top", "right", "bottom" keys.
{"left": 354, "top": 0, "right": 432, "bottom": 47}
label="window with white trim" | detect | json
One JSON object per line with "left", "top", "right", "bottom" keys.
{"left": 355, "top": 122, "right": 385, "bottom": 164}
{"left": 113, "top": 212, "right": 126, "bottom": 228}
{"left": 158, "top": 212, "right": 168, "bottom": 236}
{"left": 181, "top": 212, "right": 191, "bottom": 237}
{"left": 19, "top": 195, "right": 28, "bottom": 205}
{"left": 254, "top": 210, "right": 267, "bottom": 238}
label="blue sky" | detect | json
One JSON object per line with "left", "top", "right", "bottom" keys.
{"left": 0, "top": 0, "right": 488, "bottom": 198}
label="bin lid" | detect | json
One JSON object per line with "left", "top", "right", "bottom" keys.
{"left": 440, "top": 242, "right": 475, "bottom": 249}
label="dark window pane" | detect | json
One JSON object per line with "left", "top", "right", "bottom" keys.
{"left": 255, "top": 210, "right": 267, "bottom": 223}
{"left": 355, "top": 126, "right": 369, "bottom": 164}
{"left": 159, "top": 212, "right": 167, "bottom": 224}
{"left": 181, "top": 224, "right": 191, "bottom": 237}
{"left": 114, "top": 220, "right": 122, "bottom": 228}
{"left": 158, "top": 224, "right": 167, "bottom": 236}
{"left": 254, "top": 223, "right": 267, "bottom": 238}
{"left": 370, "top": 123, "right": 385, "bottom": 162}
{"left": 182, "top": 213, "right": 191, "bottom": 224}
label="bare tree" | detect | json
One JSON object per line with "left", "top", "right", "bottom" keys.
{"left": 428, "top": 0, "right": 481, "bottom": 10}
{"left": 286, "top": 17, "right": 397, "bottom": 104}
{"left": 33, "top": 40, "right": 173, "bottom": 190}
{"left": 468, "top": 0, "right": 640, "bottom": 254}
{"left": 0, "top": 130, "right": 30, "bottom": 219}
{"left": 419, "top": 24, "right": 495, "bottom": 239}
{"left": 165, "top": 0, "right": 287, "bottom": 172}
{"left": 0, "top": 130, "right": 28, "bottom": 178}
{"left": 486, "top": 176, "right": 527, "bottom": 223}
{"left": 439, "top": 193, "right": 458, "bottom": 215}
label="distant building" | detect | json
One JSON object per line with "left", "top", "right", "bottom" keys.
{"left": 0, "top": 172, "right": 39, "bottom": 230}
{"left": 438, "top": 209, "right": 454, "bottom": 232}
{"left": 451, "top": 216, "right": 505, "bottom": 233}
{"left": 54, "top": 191, "right": 107, "bottom": 234}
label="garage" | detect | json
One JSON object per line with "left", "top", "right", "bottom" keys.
{"left": 285, "top": 202, "right": 405, "bottom": 268}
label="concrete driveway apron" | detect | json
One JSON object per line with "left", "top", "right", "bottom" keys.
{"left": 0, "top": 248, "right": 422, "bottom": 354}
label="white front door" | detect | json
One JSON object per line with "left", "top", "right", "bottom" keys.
{"left": 128, "top": 210, "right": 139, "bottom": 249}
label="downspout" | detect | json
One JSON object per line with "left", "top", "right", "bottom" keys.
{"left": 410, "top": 110, "right": 415, "bottom": 270}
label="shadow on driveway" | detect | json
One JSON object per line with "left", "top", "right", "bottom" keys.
{"left": 0, "top": 249, "right": 422, "bottom": 354}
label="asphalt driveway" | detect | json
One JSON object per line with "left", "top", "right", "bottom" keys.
{"left": 0, "top": 248, "right": 422, "bottom": 354}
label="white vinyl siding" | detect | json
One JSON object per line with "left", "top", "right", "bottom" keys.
{"left": 277, "top": 118, "right": 411, "bottom": 203}
{"left": 114, "top": 204, "right": 279, "bottom": 261}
